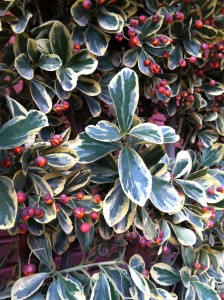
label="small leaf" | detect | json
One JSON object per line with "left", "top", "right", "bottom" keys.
{"left": 85, "top": 24, "right": 110, "bottom": 56}
{"left": 109, "top": 68, "right": 139, "bottom": 132}
{"left": 98, "top": 8, "right": 120, "bottom": 32}
{"left": 183, "top": 39, "right": 202, "bottom": 58}
{"left": 77, "top": 77, "right": 101, "bottom": 96}
{"left": 75, "top": 217, "right": 94, "bottom": 253}
{"left": 160, "top": 126, "right": 180, "bottom": 143}
{"left": 200, "top": 82, "right": 224, "bottom": 96}
{"left": 129, "top": 255, "right": 145, "bottom": 273}
{"left": 70, "top": 0, "right": 90, "bottom": 27}
{"left": 129, "top": 123, "right": 163, "bottom": 144}
{"left": 142, "top": 15, "right": 164, "bottom": 38}
{"left": 86, "top": 121, "right": 122, "bottom": 142}
{"left": 58, "top": 207, "right": 73, "bottom": 235}
{"left": 171, "top": 224, "right": 196, "bottom": 246}
{"left": 169, "top": 21, "right": 184, "bottom": 39}
{"left": 38, "top": 54, "right": 62, "bottom": 71}
{"left": 123, "top": 49, "right": 138, "bottom": 68}
{"left": 168, "top": 44, "right": 183, "bottom": 70}
{"left": 118, "top": 146, "right": 152, "bottom": 206}
{"left": 150, "top": 263, "right": 181, "bottom": 286}
{"left": 56, "top": 67, "right": 78, "bottom": 91}
{"left": 30, "top": 80, "right": 53, "bottom": 114}
{"left": 172, "top": 151, "right": 192, "bottom": 178}
{"left": 11, "top": 273, "right": 49, "bottom": 300}
{"left": 192, "top": 281, "right": 220, "bottom": 300}
{"left": 0, "top": 176, "right": 17, "bottom": 230}
{"left": 56, "top": 274, "right": 85, "bottom": 300}
{"left": 103, "top": 181, "right": 130, "bottom": 227}
{"left": 90, "top": 273, "right": 111, "bottom": 300}
{"left": 15, "top": 54, "right": 34, "bottom": 80}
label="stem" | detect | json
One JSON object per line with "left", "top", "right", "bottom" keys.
{"left": 34, "top": 0, "right": 43, "bottom": 24}
{"left": 16, "top": 241, "right": 22, "bottom": 279}
{"left": 56, "top": 260, "right": 121, "bottom": 275}
{"left": 182, "top": 128, "right": 193, "bottom": 150}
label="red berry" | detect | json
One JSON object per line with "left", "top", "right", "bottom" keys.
{"left": 165, "top": 89, "right": 171, "bottom": 97}
{"left": 20, "top": 209, "right": 29, "bottom": 221}
{"left": 151, "top": 37, "right": 159, "bottom": 46}
{"left": 179, "top": 59, "right": 187, "bottom": 68}
{"left": 55, "top": 203, "right": 61, "bottom": 213}
{"left": 74, "top": 207, "right": 85, "bottom": 218}
{"left": 17, "top": 191, "right": 27, "bottom": 203}
{"left": 206, "top": 220, "right": 214, "bottom": 228}
{"left": 144, "top": 59, "right": 151, "bottom": 67}
{"left": 129, "top": 36, "right": 140, "bottom": 46}
{"left": 163, "top": 246, "right": 170, "bottom": 254}
{"left": 189, "top": 56, "right": 197, "bottom": 63}
{"left": 53, "top": 103, "right": 63, "bottom": 113}
{"left": 60, "top": 194, "right": 71, "bottom": 204}
{"left": 175, "top": 12, "right": 185, "bottom": 21}
{"left": 76, "top": 191, "right": 85, "bottom": 200}
{"left": 22, "top": 263, "right": 36, "bottom": 276}
{"left": 164, "top": 15, "right": 173, "bottom": 24}
{"left": 159, "top": 231, "right": 164, "bottom": 238}
{"left": 130, "top": 19, "right": 139, "bottom": 27}
{"left": 27, "top": 207, "right": 35, "bottom": 218}
{"left": 155, "top": 236, "right": 162, "bottom": 244}
{"left": 201, "top": 43, "right": 208, "bottom": 51}
{"left": 13, "top": 146, "right": 24, "bottom": 155}
{"left": 115, "top": 33, "right": 123, "bottom": 42}
{"left": 50, "top": 135, "right": 63, "bottom": 147}
{"left": 210, "top": 79, "right": 216, "bottom": 86}
{"left": 128, "top": 27, "right": 136, "bottom": 37}
{"left": 80, "top": 222, "right": 91, "bottom": 233}
{"left": 220, "top": 293, "right": 224, "bottom": 300}
{"left": 195, "top": 20, "right": 203, "bottom": 29}
{"left": 130, "top": 232, "right": 138, "bottom": 239}
{"left": 90, "top": 211, "right": 99, "bottom": 220}
{"left": 152, "top": 14, "right": 159, "bottom": 23}
{"left": 19, "top": 222, "right": 28, "bottom": 234}
{"left": 194, "top": 262, "right": 201, "bottom": 270}
{"left": 146, "top": 239, "right": 153, "bottom": 247}
{"left": 217, "top": 186, "right": 224, "bottom": 193}
{"left": 163, "top": 51, "right": 169, "bottom": 58}
{"left": 3, "top": 157, "right": 11, "bottom": 168}
{"left": 34, "top": 156, "right": 47, "bottom": 168}
{"left": 93, "top": 194, "right": 101, "bottom": 203}
{"left": 139, "top": 237, "right": 146, "bottom": 247}
{"left": 35, "top": 208, "right": 45, "bottom": 218}
{"left": 141, "top": 269, "right": 149, "bottom": 277}
{"left": 73, "top": 44, "right": 81, "bottom": 51}
{"left": 61, "top": 100, "right": 69, "bottom": 110}
{"left": 160, "top": 79, "right": 167, "bottom": 87}
{"left": 207, "top": 187, "right": 215, "bottom": 195}
{"left": 158, "top": 87, "right": 166, "bottom": 94}
{"left": 201, "top": 265, "right": 207, "bottom": 270}
{"left": 138, "top": 15, "right": 146, "bottom": 24}
{"left": 202, "top": 206, "right": 209, "bottom": 213}
{"left": 44, "top": 194, "right": 54, "bottom": 205}
{"left": 82, "top": 0, "right": 92, "bottom": 10}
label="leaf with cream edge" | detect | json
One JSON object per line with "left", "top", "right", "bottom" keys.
{"left": 85, "top": 121, "right": 122, "bottom": 142}
{"left": 56, "top": 274, "right": 86, "bottom": 300}
{"left": 118, "top": 146, "right": 152, "bottom": 206}
{"left": 109, "top": 68, "right": 139, "bottom": 133}
{"left": 150, "top": 176, "right": 182, "bottom": 214}
{"left": 128, "top": 267, "right": 150, "bottom": 296}
{"left": 90, "top": 273, "right": 111, "bottom": 300}
{"left": 44, "top": 153, "right": 77, "bottom": 171}
{"left": 56, "top": 67, "right": 78, "bottom": 91}
{"left": 172, "top": 150, "right": 192, "bottom": 178}
{"left": 113, "top": 201, "right": 136, "bottom": 233}
{"left": 30, "top": 80, "right": 53, "bottom": 114}
{"left": 175, "top": 179, "right": 207, "bottom": 207}
{"left": 103, "top": 180, "right": 130, "bottom": 227}
{"left": 160, "top": 126, "right": 180, "bottom": 143}
{"left": 192, "top": 281, "right": 221, "bottom": 300}
{"left": 0, "top": 110, "right": 48, "bottom": 149}
{"left": 150, "top": 263, "right": 181, "bottom": 286}
{"left": 170, "top": 224, "right": 196, "bottom": 246}
{"left": 0, "top": 176, "right": 17, "bottom": 230}
{"left": 72, "top": 132, "right": 120, "bottom": 163}
{"left": 14, "top": 53, "right": 34, "bottom": 80}
{"left": 11, "top": 273, "right": 49, "bottom": 300}
{"left": 85, "top": 24, "right": 110, "bottom": 56}
{"left": 128, "top": 123, "right": 164, "bottom": 144}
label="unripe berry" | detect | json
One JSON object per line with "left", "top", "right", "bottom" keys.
{"left": 74, "top": 207, "right": 85, "bottom": 218}
{"left": 195, "top": 20, "right": 203, "bottom": 29}
{"left": 44, "top": 194, "right": 54, "bottom": 205}
{"left": 82, "top": 0, "right": 92, "bottom": 10}
{"left": 17, "top": 191, "right": 27, "bottom": 203}
{"left": 60, "top": 194, "right": 71, "bottom": 204}
{"left": 34, "top": 156, "right": 47, "bottom": 168}
{"left": 22, "top": 263, "right": 36, "bottom": 276}
{"left": 90, "top": 211, "right": 99, "bottom": 220}
{"left": 130, "top": 232, "right": 138, "bottom": 239}
{"left": 163, "top": 246, "right": 170, "bottom": 254}
{"left": 76, "top": 190, "right": 85, "bottom": 200}
{"left": 50, "top": 135, "right": 63, "bottom": 147}
{"left": 80, "top": 222, "right": 91, "bottom": 233}
{"left": 35, "top": 208, "right": 45, "bottom": 218}
{"left": 201, "top": 265, "right": 207, "bottom": 270}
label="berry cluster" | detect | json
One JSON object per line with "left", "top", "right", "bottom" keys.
{"left": 53, "top": 100, "right": 69, "bottom": 113}
{"left": 175, "top": 91, "right": 195, "bottom": 107}
{"left": 149, "top": 79, "right": 171, "bottom": 97}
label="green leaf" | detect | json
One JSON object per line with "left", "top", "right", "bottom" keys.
{"left": 171, "top": 224, "right": 196, "bottom": 246}
{"left": 129, "top": 123, "right": 163, "bottom": 144}
{"left": 103, "top": 180, "right": 130, "bottom": 227}
{"left": 85, "top": 24, "right": 110, "bottom": 56}
{"left": 46, "top": 281, "right": 60, "bottom": 300}
{"left": 27, "top": 232, "right": 52, "bottom": 268}
{"left": 56, "top": 274, "right": 85, "bottom": 300}
{"left": 200, "top": 145, "right": 222, "bottom": 167}
{"left": 38, "top": 54, "right": 62, "bottom": 71}
{"left": 64, "top": 169, "right": 91, "bottom": 194}
{"left": 201, "top": 0, "right": 217, "bottom": 19}
{"left": 168, "top": 44, "right": 183, "bottom": 70}
{"left": 129, "top": 255, "right": 145, "bottom": 274}
{"left": 123, "top": 49, "right": 138, "bottom": 68}
{"left": 90, "top": 273, "right": 111, "bottom": 300}
{"left": 84, "top": 95, "right": 101, "bottom": 117}
{"left": 118, "top": 146, "right": 152, "bottom": 206}
{"left": 169, "top": 21, "right": 184, "bottom": 39}
{"left": 175, "top": 179, "right": 207, "bottom": 206}
{"left": 14, "top": 53, "right": 34, "bottom": 80}
{"left": 128, "top": 268, "right": 150, "bottom": 295}
{"left": 11, "top": 273, "right": 49, "bottom": 300}
{"left": 75, "top": 217, "right": 94, "bottom": 253}
{"left": 44, "top": 153, "right": 77, "bottom": 171}
{"left": 142, "top": 15, "right": 164, "bottom": 38}
{"left": 50, "top": 21, "right": 72, "bottom": 64}
{"left": 198, "top": 130, "right": 218, "bottom": 147}
{"left": 183, "top": 38, "right": 202, "bottom": 57}
{"left": 65, "top": 50, "right": 98, "bottom": 76}
{"left": 72, "top": 132, "right": 119, "bottom": 163}
{"left": 77, "top": 77, "right": 101, "bottom": 96}
{"left": 200, "top": 82, "right": 224, "bottom": 96}
{"left": 5, "top": 95, "right": 28, "bottom": 117}
{"left": 58, "top": 207, "right": 73, "bottom": 235}
{"left": 160, "top": 126, "right": 180, "bottom": 143}
{"left": 30, "top": 80, "right": 53, "bottom": 113}
{"left": 11, "top": 13, "right": 32, "bottom": 34}
{"left": 113, "top": 201, "right": 136, "bottom": 233}
{"left": 216, "top": 115, "right": 224, "bottom": 135}
{"left": 86, "top": 121, "right": 122, "bottom": 142}
{"left": 109, "top": 68, "right": 139, "bottom": 132}
{"left": 172, "top": 150, "right": 192, "bottom": 178}
{"left": 195, "top": 25, "right": 217, "bottom": 40}
{"left": 181, "top": 245, "right": 194, "bottom": 268}
{"left": 0, "top": 110, "right": 48, "bottom": 149}
{"left": 70, "top": 0, "right": 90, "bottom": 27}
{"left": 43, "top": 172, "right": 66, "bottom": 196}
{"left": 150, "top": 176, "right": 182, "bottom": 213}
{"left": 179, "top": 267, "right": 191, "bottom": 288}
{"left": 27, "top": 38, "right": 40, "bottom": 63}
{"left": 0, "top": 176, "right": 17, "bottom": 229}
{"left": 192, "top": 281, "right": 220, "bottom": 300}
{"left": 150, "top": 263, "right": 181, "bottom": 286}
{"left": 98, "top": 8, "right": 120, "bottom": 32}
{"left": 56, "top": 67, "right": 78, "bottom": 91}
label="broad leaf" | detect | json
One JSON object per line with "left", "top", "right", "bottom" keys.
{"left": 14, "top": 53, "right": 34, "bottom": 80}
{"left": 30, "top": 80, "right": 53, "bottom": 113}
{"left": 85, "top": 121, "right": 122, "bottom": 142}
{"left": 90, "top": 273, "right": 111, "bottom": 300}
{"left": 56, "top": 67, "right": 78, "bottom": 91}
{"left": 150, "top": 263, "right": 181, "bottom": 286}
{"left": 172, "top": 151, "right": 192, "bottom": 178}
{"left": 56, "top": 274, "right": 85, "bottom": 300}
{"left": 129, "top": 123, "right": 163, "bottom": 144}
{"left": 0, "top": 176, "right": 17, "bottom": 229}
{"left": 0, "top": 110, "right": 48, "bottom": 149}
{"left": 85, "top": 24, "right": 110, "bottom": 56}
{"left": 118, "top": 146, "right": 152, "bottom": 206}
{"left": 192, "top": 281, "right": 220, "bottom": 300}
{"left": 160, "top": 126, "right": 180, "bottom": 143}
{"left": 38, "top": 54, "right": 62, "bottom": 71}
{"left": 171, "top": 224, "right": 196, "bottom": 246}
{"left": 109, "top": 68, "right": 139, "bottom": 132}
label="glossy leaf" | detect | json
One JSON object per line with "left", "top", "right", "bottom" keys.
{"left": 129, "top": 123, "right": 163, "bottom": 144}
{"left": 85, "top": 24, "right": 110, "bottom": 56}
{"left": 90, "top": 273, "right": 111, "bottom": 300}
{"left": 150, "top": 263, "right": 181, "bottom": 286}
{"left": 86, "top": 121, "right": 122, "bottom": 142}
{"left": 30, "top": 80, "right": 53, "bottom": 114}
{"left": 172, "top": 151, "right": 192, "bottom": 178}
{"left": 14, "top": 54, "right": 34, "bottom": 80}
{"left": 171, "top": 224, "right": 196, "bottom": 246}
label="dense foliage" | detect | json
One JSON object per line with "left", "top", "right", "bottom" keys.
{"left": 0, "top": 0, "right": 224, "bottom": 299}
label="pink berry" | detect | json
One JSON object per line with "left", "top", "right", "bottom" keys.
{"left": 80, "top": 222, "right": 91, "bottom": 233}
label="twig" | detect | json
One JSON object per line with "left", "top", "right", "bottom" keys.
{"left": 34, "top": 0, "right": 43, "bottom": 25}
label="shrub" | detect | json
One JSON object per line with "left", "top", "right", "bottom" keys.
{"left": 0, "top": 0, "right": 224, "bottom": 299}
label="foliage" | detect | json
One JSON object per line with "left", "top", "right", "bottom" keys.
{"left": 0, "top": 0, "right": 224, "bottom": 299}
